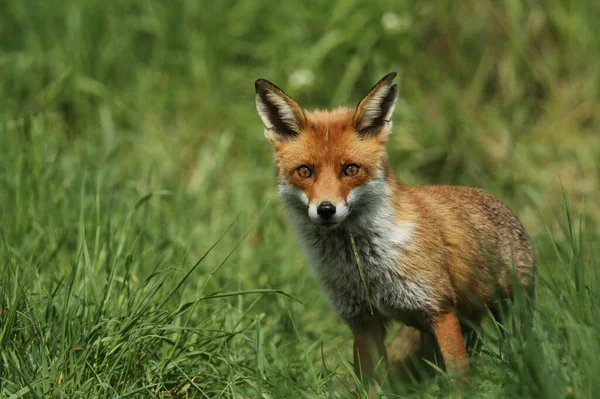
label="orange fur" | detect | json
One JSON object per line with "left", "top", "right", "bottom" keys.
{"left": 433, "top": 312, "right": 470, "bottom": 376}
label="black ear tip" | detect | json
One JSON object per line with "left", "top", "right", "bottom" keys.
{"left": 383, "top": 71, "right": 397, "bottom": 82}
{"left": 255, "top": 78, "right": 267, "bottom": 92}
{"left": 256, "top": 78, "right": 277, "bottom": 93}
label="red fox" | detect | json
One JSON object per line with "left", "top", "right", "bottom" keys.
{"left": 254, "top": 72, "right": 536, "bottom": 384}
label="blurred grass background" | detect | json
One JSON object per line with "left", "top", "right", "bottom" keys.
{"left": 1, "top": 0, "right": 599, "bottom": 397}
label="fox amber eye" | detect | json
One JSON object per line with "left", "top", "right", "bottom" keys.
{"left": 296, "top": 165, "right": 313, "bottom": 178}
{"left": 343, "top": 164, "right": 360, "bottom": 177}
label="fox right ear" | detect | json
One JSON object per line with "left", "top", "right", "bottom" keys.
{"left": 354, "top": 72, "right": 398, "bottom": 139}
{"left": 255, "top": 79, "right": 305, "bottom": 141}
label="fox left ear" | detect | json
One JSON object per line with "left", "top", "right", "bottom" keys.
{"left": 354, "top": 72, "right": 398, "bottom": 139}
{"left": 255, "top": 78, "right": 306, "bottom": 142}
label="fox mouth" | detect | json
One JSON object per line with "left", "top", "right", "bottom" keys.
{"left": 314, "top": 221, "right": 342, "bottom": 230}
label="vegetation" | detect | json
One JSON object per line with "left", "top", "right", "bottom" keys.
{"left": 1, "top": 1, "right": 599, "bottom": 397}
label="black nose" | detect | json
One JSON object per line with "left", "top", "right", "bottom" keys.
{"left": 317, "top": 201, "right": 336, "bottom": 218}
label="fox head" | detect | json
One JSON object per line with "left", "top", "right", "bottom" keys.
{"left": 255, "top": 73, "right": 399, "bottom": 230}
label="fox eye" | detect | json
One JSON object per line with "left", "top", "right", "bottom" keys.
{"left": 296, "top": 165, "right": 313, "bottom": 178}
{"left": 343, "top": 164, "right": 360, "bottom": 177}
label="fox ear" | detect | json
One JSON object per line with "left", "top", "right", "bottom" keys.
{"left": 354, "top": 72, "right": 398, "bottom": 138}
{"left": 255, "top": 79, "right": 305, "bottom": 141}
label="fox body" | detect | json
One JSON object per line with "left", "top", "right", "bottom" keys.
{"left": 255, "top": 73, "right": 535, "bottom": 382}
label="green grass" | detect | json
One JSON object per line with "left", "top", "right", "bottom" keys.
{"left": 1, "top": 0, "right": 599, "bottom": 397}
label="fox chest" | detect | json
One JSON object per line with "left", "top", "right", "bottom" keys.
{"left": 297, "top": 225, "right": 436, "bottom": 330}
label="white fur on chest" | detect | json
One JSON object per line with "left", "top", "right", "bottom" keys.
{"left": 281, "top": 181, "right": 437, "bottom": 330}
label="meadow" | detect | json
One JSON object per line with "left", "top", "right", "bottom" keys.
{"left": 1, "top": 1, "right": 599, "bottom": 397}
